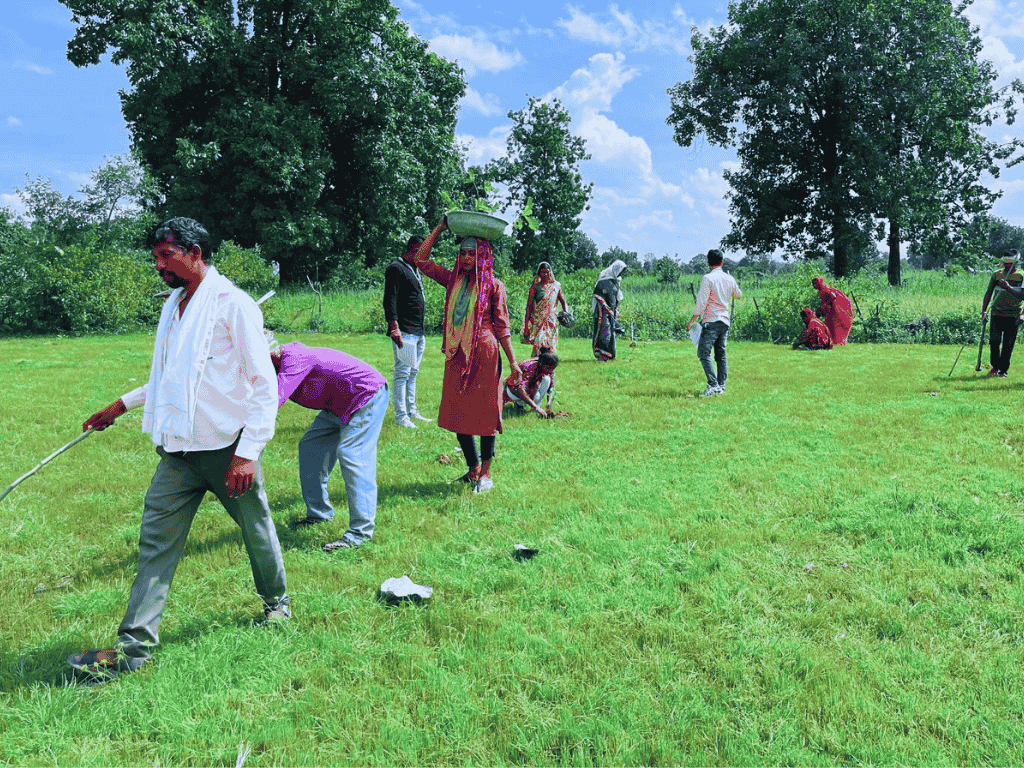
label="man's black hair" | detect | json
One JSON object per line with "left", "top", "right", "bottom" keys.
{"left": 148, "top": 217, "right": 213, "bottom": 264}
{"left": 406, "top": 234, "right": 425, "bottom": 251}
{"left": 707, "top": 249, "right": 724, "bottom": 267}
{"left": 538, "top": 347, "right": 559, "bottom": 368}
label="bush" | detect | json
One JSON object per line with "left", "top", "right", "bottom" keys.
{"left": 0, "top": 243, "right": 163, "bottom": 335}
{"left": 213, "top": 241, "right": 279, "bottom": 297}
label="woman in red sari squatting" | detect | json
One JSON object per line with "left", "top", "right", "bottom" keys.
{"left": 793, "top": 308, "right": 833, "bottom": 350}
{"left": 812, "top": 276, "right": 854, "bottom": 345}
{"left": 415, "top": 217, "right": 522, "bottom": 494}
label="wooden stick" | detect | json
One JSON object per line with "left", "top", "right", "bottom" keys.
{"left": 0, "top": 430, "right": 94, "bottom": 504}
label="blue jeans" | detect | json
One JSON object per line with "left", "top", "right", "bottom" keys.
{"left": 697, "top": 321, "right": 729, "bottom": 388}
{"left": 392, "top": 333, "right": 425, "bottom": 420}
{"left": 298, "top": 385, "right": 388, "bottom": 545}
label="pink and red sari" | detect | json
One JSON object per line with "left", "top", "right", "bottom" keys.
{"left": 812, "top": 276, "right": 854, "bottom": 345}
{"left": 797, "top": 308, "right": 833, "bottom": 349}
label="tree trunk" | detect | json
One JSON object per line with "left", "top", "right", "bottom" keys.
{"left": 887, "top": 219, "right": 901, "bottom": 286}
{"left": 832, "top": 212, "right": 848, "bottom": 277}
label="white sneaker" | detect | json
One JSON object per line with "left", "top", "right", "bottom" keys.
{"left": 410, "top": 410, "right": 432, "bottom": 422}
{"left": 473, "top": 476, "right": 494, "bottom": 494}
{"left": 701, "top": 386, "right": 722, "bottom": 397}
{"left": 396, "top": 416, "right": 417, "bottom": 428}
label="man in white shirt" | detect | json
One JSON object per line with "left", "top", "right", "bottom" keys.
{"left": 68, "top": 217, "right": 289, "bottom": 680}
{"left": 687, "top": 249, "right": 743, "bottom": 396}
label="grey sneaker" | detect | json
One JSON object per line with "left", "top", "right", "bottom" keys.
{"left": 395, "top": 416, "right": 417, "bottom": 428}
{"left": 263, "top": 602, "right": 291, "bottom": 624}
{"left": 473, "top": 476, "right": 494, "bottom": 494}
{"left": 701, "top": 386, "right": 722, "bottom": 397}
{"left": 410, "top": 410, "right": 433, "bottom": 422}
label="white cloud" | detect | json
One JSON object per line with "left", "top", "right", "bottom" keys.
{"left": 549, "top": 52, "right": 639, "bottom": 113}
{"left": 704, "top": 202, "right": 730, "bottom": 220}
{"left": 997, "top": 178, "right": 1024, "bottom": 196}
{"left": 1, "top": 193, "right": 25, "bottom": 214}
{"left": 428, "top": 34, "right": 522, "bottom": 76}
{"left": 966, "top": 0, "right": 1024, "bottom": 39}
{"left": 688, "top": 168, "right": 730, "bottom": 199}
{"left": 15, "top": 61, "right": 52, "bottom": 75}
{"left": 67, "top": 172, "right": 91, "bottom": 185}
{"left": 593, "top": 187, "right": 646, "bottom": 208}
{"left": 544, "top": 53, "right": 682, "bottom": 199}
{"left": 556, "top": 4, "right": 691, "bottom": 54}
{"left": 461, "top": 87, "right": 504, "bottom": 117}
{"left": 7, "top": 116, "right": 22, "bottom": 127}
{"left": 626, "top": 210, "right": 675, "bottom": 231}
{"left": 980, "top": 35, "right": 1024, "bottom": 81}
{"left": 457, "top": 126, "right": 510, "bottom": 166}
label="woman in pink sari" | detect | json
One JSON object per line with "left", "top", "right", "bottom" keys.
{"left": 812, "top": 276, "right": 854, "bottom": 345}
{"left": 522, "top": 261, "right": 567, "bottom": 355}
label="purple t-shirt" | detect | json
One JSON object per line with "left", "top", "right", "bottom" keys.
{"left": 277, "top": 342, "right": 386, "bottom": 424}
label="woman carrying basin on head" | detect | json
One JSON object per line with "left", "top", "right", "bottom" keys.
{"left": 415, "top": 216, "right": 522, "bottom": 494}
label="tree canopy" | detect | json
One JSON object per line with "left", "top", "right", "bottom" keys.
{"left": 492, "top": 97, "right": 593, "bottom": 274}
{"left": 666, "top": 0, "right": 1024, "bottom": 282}
{"left": 60, "top": 0, "right": 465, "bottom": 281}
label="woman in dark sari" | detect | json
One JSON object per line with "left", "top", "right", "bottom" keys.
{"left": 592, "top": 259, "right": 626, "bottom": 361}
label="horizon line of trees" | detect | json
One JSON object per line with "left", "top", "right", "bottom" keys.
{"left": 3, "top": 0, "right": 1023, "bottom": 290}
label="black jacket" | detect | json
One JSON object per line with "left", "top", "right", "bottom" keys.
{"left": 383, "top": 256, "right": 426, "bottom": 335}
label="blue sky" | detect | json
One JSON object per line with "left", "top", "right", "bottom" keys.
{"left": 3, "top": 0, "right": 1023, "bottom": 263}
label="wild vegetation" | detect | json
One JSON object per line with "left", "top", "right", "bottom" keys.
{"left": 3, "top": 335, "right": 1024, "bottom": 765}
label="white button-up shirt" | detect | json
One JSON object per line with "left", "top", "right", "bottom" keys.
{"left": 693, "top": 267, "right": 743, "bottom": 326}
{"left": 121, "top": 284, "right": 277, "bottom": 460}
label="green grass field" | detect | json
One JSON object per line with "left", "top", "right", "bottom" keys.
{"left": 2, "top": 333, "right": 1024, "bottom": 765}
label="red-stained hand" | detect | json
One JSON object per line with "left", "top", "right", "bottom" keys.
{"left": 83, "top": 400, "right": 127, "bottom": 432}
{"left": 225, "top": 455, "right": 256, "bottom": 497}
{"left": 508, "top": 362, "right": 523, "bottom": 386}
{"left": 389, "top": 330, "right": 403, "bottom": 349}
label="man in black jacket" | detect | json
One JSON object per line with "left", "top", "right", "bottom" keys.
{"left": 383, "top": 235, "right": 431, "bottom": 427}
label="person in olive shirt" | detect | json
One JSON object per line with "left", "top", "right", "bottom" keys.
{"left": 383, "top": 235, "right": 431, "bottom": 428}
{"left": 981, "top": 249, "right": 1024, "bottom": 377}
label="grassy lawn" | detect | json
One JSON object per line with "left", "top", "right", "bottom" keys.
{"left": 2, "top": 333, "right": 1023, "bottom": 765}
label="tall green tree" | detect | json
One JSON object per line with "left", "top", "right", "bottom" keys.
{"left": 600, "top": 245, "right": 641, "bottom": 272}
{"left": 14, "top": 176, "right": 88, "bottom": 247}
{"left": 666, "top": 0, "right": 1023, "bottom": 281}
{"left": 493, "top": 97, "right": 593, "bottom": 273}
{"left": 61, "top": 0, "right": 465, "bottom": 281}
{"left": 570, "top": 231, "right": 600, "bottom": 271}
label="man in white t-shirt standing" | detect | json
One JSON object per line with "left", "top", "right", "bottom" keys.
{"left": 687, "top": 249, "right": 743, "bottom": 396}
{"left": 68, "top": 217, "right": 289, "bottom": 681}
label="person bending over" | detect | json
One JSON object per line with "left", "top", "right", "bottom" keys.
{"left": 272, "top": 341, "right": 388, "bottom": 551}
{"left": 504, "top": 347, "right": 559, "bottom": 417}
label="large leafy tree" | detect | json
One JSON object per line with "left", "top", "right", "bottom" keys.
{"left": 492, "top": 97, "right": 593, "bottom": 273}
{"left": 61, "top": 0, "right": 465, "bottom": 281}
{"left": 667, "top": 0, "right": 1023, "bottom": 282}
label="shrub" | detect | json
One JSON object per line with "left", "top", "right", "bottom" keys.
{"left": 213, "top": 241, "right": 278, "bottom": 297}
{"left": 0, "top": 243, "right": 163, "bottom": 335}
